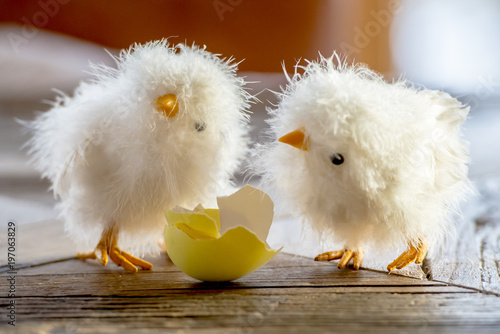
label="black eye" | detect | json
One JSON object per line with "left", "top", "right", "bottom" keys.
{"left": 330, "top": 153, "right": 344, "bottom": 165}
{"left": 195, "top": 122, "right": 206, "bottom": 132}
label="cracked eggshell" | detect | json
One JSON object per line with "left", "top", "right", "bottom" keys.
{"left": 164, "top": 185, "right": 281, "bottom": 282}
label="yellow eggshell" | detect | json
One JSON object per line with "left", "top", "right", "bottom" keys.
{"left": 203, "top": 209, "right": 221, "bottom": 229}
{"left": 164, "top": 224, "right": 280, "bottom": 282}
{"left": 165, "top": 211, "right": 220, "bottom": 240}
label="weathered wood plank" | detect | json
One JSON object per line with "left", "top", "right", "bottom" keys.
{"left": 0, "top": 217, "right": 437, "bottom": 294}
{"left": 0, "top": 214, "right": 497, "bottom": 334}
{"left": 0, "top": 253, "right": 444, "bottom": 298}
{"left": 0, "top": 215, "right": 427, "bottom": 278}
{"left": 3, "top": 291, "right": 499, "bottom": 334}
{"left": 0, "top": 213, "right": 425, "bottom": 280}
{"left": 268, "top": 216, "right": 427, "bottom": 280}
{"left": 0, "top": 219, "right": 76, "bottom": 268}
{"left": 423, "top": 215, "right": 482, "bottom": 290}
{"left": 425, "top": 177, "right": 500, "bottom": 295}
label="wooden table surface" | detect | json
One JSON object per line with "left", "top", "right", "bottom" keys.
{"left": 0, "top": 220, "right": 499, "bottom": 334}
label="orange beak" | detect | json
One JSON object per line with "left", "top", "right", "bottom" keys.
{"left": 155, "top": 94, "right": 179, "bottom": 118}
{"left": 278, "top": 127, "right": 309, "bottom": 151}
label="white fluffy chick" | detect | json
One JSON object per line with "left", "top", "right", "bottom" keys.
{"left": 27, "top": 40, "right": 251, "bottom": 272}
{"left": 254, "top": 54, "right": 470, "bottom": 271}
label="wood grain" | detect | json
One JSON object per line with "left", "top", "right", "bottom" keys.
{"left": 425, "top": 181, "right": 500, "bottom": 295}
{"left": 3, "top": 290, "right": 499, "bottom": 334}
{"left": 0, "top": 252, "right": 445, "bottom": 298}
{"left": 5, "top": 249, "right": 491, "bottom": 333}
{"left": 1, "top": 220, "right": 499, "bottom": 333}
{"left": 0, "top": 219, "right": 76, "bottom": 269}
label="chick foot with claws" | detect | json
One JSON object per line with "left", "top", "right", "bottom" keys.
{"left": 387, "top": 240, "right": 428, "bottom": 272}
{"left": 315, "top": 248, "right": 365, "bottom": 270}
{"left": 77, "top": 225, "right": 153, "bottom": 273}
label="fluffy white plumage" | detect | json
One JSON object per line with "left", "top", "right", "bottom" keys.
{"left": 27, "top": 40, "right": 251, "bottom": 268}
{"left": 254, "top": 54, "right": 471, "bottom": 270}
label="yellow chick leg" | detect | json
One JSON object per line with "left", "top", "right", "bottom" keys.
{"left": 77, "top": 225, "right": 153, "bottom": 273}
{"left": 387, "top": 240, "right": 428, "bottom": 272}
{"left": 314, "top": 248, "right": 365, "bottom": 270}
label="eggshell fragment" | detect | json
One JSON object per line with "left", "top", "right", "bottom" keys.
{"left": 164, "top": 185, "right": 281, "bottom": 282}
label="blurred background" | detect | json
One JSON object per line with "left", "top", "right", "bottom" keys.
{"left": 1, "top": 0, "right": 499, "bottom": 226}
